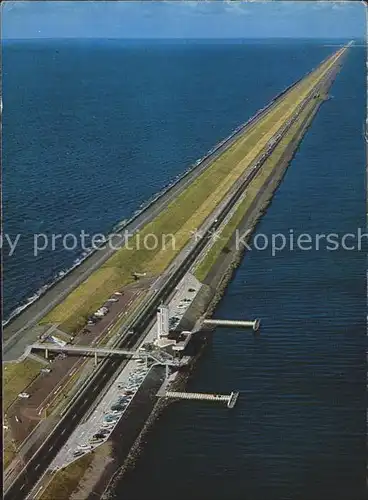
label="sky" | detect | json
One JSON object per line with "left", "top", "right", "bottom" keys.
{"left": 1, "top": 1, "right": 366, "bottom": 40}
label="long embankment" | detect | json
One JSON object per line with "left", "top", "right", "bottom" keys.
{"left": 4, "top": 46, "right": 348, "bottom": 500}
{"left": 27, "top": 46, "right": 350, "bottom": 500}
{"left": 3, "top": 45, "right": 346, "bottom": 359}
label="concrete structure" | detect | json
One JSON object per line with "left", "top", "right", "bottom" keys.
{"left": 171, "top": 331, "right": 192, "bottom": 352}
{"left": 203, "top": 318, "right": 261, "bottom": 331}
{"left": 164, "top": 391, "right": 240, "bottom": 408}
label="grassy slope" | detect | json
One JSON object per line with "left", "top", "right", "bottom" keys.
{"left": 38, "top": 454, "right": 94, "bottom": 500}
{"left": 4, "top": 419, "right": 17, "bottom": 469}
{"left": 40, "top": 54, "right": 338, "bottom": 333}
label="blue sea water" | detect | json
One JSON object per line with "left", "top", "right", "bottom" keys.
{"left": 3, "top": 39, "right": 366, "bottom": 500}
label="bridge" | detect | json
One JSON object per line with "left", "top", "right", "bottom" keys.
{"left": 202, "top": 318, "right": 260, "bottom": 331}
{"left": 164, "top": 390, "right": 239, "bottom": 408}
{"left": 27, "top": 342, "right": 179, "bottom": 367}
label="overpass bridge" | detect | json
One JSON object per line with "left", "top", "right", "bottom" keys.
{"left": 27, "top": 342, "right": 179, "bottom": 367}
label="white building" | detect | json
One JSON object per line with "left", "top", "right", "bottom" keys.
{"left": 157, "top": 305, "right": 169, "bottom": 339}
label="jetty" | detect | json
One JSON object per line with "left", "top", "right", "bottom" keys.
{"left": 163, "top": 390, "right": 240, "bottom": 408}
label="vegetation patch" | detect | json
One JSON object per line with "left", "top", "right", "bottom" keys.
{"left": 4, "top": 424, "right": 17, "bottom": 469}
{"left": 3, "top": 357, "right": 43, "bottom": 411}
{"left": 38, "top": 454, "right": 94, "bottom": 500}
{"left": 38, "top": 443, "right": 111, "bottom": 500}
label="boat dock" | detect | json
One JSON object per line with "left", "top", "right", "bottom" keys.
{"left": 202, "top": 318, "right": 260, "bottom": 331}
{"left": 163, "top": 390, "right": 239, "bottom": 408}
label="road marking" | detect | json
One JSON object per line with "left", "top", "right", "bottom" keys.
{"left": 61, "top": 429, "right": 66, "bottom": 435}
{"left": 35, "top": 464, "right": 40, "bottom": 470}
{"left": 20, "top": 484, "right": 25, "bottom": 491}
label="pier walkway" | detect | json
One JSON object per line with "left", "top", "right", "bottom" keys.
{"left": 203, "top": 318, "right": 260, "bottom": 331}
{"left": 27, "top": 343, "right": 179, "bottom": 367}
{"left": 164, "top": 390, "right": 239, "bottom": 408}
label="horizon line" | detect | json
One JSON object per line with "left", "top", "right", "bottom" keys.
{"left": 3, "top": 36, "right": 364, "bottom": 41}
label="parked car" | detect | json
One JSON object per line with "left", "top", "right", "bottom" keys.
{"left": 110, "top": 410, "right": 123, "bottom": 416}
{"left": 104, "top": 414, "right": 119, "bottom": 423}
{"left": 18, "top": 392, "right": 30, "bottom": 399}
{"left": 90, "top": 436, "right": 104, "bottom": 443}
{"left": 117, "top": 396, "right": 128, "bottom": 403}
{"left": 101, "top": 421, "right": 115, "bottom": 429}
{"left": 111, "top": 405, "right": 125, "bottom": 413}
{"left": 135, "top": 369, "right": 146, "bottom": 375}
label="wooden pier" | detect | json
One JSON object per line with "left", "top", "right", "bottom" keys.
{"left": 164, "top": 390, "right": 239, "bottom": 408}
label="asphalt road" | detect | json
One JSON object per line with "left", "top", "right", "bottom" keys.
{"left": 4, "top": 48, "right": 347, "bottom": 500}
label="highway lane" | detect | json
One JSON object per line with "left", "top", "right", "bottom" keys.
{"left": 5, "top": 49, "right": 347, "bottom": 500}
